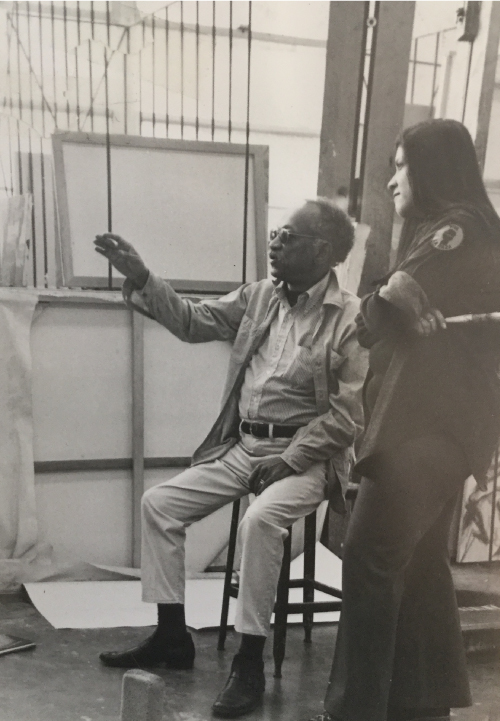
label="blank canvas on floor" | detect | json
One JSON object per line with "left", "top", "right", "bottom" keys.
{"left": 25, "top": 543, "right": 342, "bottom": 630}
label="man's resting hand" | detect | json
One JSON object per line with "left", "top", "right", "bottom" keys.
{"left": 248, "top": 456, "right": 295, "bottom": 496}
{"left": 94, "top": 234, "right": 150, "bottom": 289}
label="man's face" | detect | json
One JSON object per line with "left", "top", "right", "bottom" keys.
{"left": 268, "top": 205, "right": 324, "bottom": 286}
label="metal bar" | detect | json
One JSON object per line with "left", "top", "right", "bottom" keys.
{"left": 180, "top": 1, "right": 185, "bottom": 138}
{"left": 34, "top": 457, "right": 192, "bottom": 474}
{"left": 488, "top": 443, "right": 499, "bottom": 562}
{"left": 462, "top": 42, "right": 474, "bottom": 124}
{"left": 241, "top": 0, "right": 252, "bottom": 284}
{"left": 165, "top": 6, "right": 169, "bottom": 137}
{"left": 228, "top": 1, "right": 233, "bottom": 141}
{"left": 88, "top": 39, "right": 94, "bottom": 131}
{"left": 106, "top": 0, "right": 110, "bottom": 46}
{"left": 38, "top": 1, "right": 46, "bottom": 136}
{"left": 211, "top": 1, "right": 216, "bottom": 140}
{"left": 75, "top": 2, "right": 81, "bottom": 130}
{"left": 132, "top": 311, "right": 145, "bottom": 568}
{"left": 16, "top": 3, "right": 23, "bottom": 122}
{"left": 104, "top": 43, "right": 113, "bottom": 289}
{"left": 63, "top": 1, "right": 70, "bottom": 127}
{"left": 26, "top": 1, "right": 34, "bottom": 128}
{"left": 39, "top": 137, "right": 49, "bottom": 285}
{"left": 28, "top": 131, "right": 37, "bottom": 286}
{"left": 90, "top": 0, "right": 95, "bottom": 40}
{"left": 411, "top": 37, "right": 418, "bottom": 104}
{"left": 431, "top": 31, "right": 440, "bottom": 109}
{"left": 51, "top": 1, "right": 58, "bottom": 127}
{"left": 195, "top": 1, "right": 199, "bottom": 139}
{"left": 357, "top": 1, "right": 380, "bottom": 223}
{"left": 17, "top": 121, "right": 23, "bottom": 194}
{"left": 124, "top": 29, "right": 129, "bottom": 134}
{"left": 152, "top": 11, "right": 156, "bottom": 137}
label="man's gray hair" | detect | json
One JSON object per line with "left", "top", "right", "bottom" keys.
{"left": 305, "top": 197, "right": 355, "bottom": 264}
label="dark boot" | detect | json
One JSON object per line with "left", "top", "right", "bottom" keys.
{"left": 212, "top": 653, "right": 265, "bottom": 718}
{"left": 99, "top": 629, "right": 195, "bottom": 669}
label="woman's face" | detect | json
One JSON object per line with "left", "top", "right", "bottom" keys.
{"left": 388, "top": 145, "right": 414, "bottom": 218}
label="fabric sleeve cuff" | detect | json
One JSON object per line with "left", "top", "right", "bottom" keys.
{"left": 280, "top": 450, "right": 310, "bottom": 474}
{"left": 378, "top": 270, "right": 430, "bottom": 321}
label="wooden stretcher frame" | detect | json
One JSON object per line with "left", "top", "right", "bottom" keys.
{"left": 52, "top": 131, "right": 269, "bottom": 292}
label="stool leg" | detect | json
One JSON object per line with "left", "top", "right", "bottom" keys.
{"left": 218, "top": 499, "right": 240, "bottom": 651}
{"left": 303, "top": 512, "right": 316, "bottom": 644}
{"left": 273, "top": 528, "right": 291, "bottom": 679}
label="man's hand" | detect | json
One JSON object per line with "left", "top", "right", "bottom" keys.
{"left": 94, "top": 234, "right": 149, "bottom": 289}
{"left": 248, "top": 456, "right": 294, "bottom": 496}
{"left": 413, "top": 308, "right": 447, "bottom": 336}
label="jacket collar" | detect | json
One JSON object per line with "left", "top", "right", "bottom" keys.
{"left": 274, "top": 269, "right": 343, "bottom": 310}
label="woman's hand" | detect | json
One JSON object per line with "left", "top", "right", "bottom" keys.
{"left": 94, "top": 234, "right": 149, "bottom": 289}
{"left": 413, "top": 308, "right": 447, "bottom": 336}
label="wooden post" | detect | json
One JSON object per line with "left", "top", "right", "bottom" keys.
{"left": 132, "top": 310, "right": 145, "bottom": 568}
{"left": 358, "top": 2, "right": 416, "bottom": 295}
{"left": 473, "top": 2, "right": 500, "bottom": 171}
{"left": 317, "top": 2, "right": 369, "bottom": 199}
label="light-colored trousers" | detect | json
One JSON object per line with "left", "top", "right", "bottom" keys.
{"left": 141, "top": 433, "right": 327, "bottom": 636}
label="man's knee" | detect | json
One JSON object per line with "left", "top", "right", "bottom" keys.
{"left": 239, "top": 501, "right": 286, "bottom": 540}
{"left": 141, "top": 485, "right": 168, "bottom": 519}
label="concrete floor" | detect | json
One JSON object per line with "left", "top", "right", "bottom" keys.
{"left": 1, "top": 593, "right": 500, "bottom": 721}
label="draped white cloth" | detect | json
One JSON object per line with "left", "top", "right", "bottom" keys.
{"left": 0, "top": 290, "right": 39, "bottom": 567}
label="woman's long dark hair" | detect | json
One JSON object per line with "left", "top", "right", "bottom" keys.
{"left": 396, "top": 119, "right": 500, "bottom": 264}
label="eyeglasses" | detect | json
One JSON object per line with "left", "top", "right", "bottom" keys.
{"left": 269, "top": 228, "right": 319, "bottom": 243}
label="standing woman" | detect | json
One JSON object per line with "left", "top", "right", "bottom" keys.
{"left": 310, "top": 119, "right": 500, "bottom": 721}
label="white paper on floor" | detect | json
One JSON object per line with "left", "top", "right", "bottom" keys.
{"left": 24, "top": 543, "right": 341, "bottom": 630}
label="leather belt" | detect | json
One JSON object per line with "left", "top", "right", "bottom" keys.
{"left": 240, "top": 420, "right": 301, "bottom": 439}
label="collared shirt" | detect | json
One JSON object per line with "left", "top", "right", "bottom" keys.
{"left": 238, "top": 272, "right": 330, "bottom": 426}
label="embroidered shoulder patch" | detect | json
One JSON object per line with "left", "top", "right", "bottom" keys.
{"left": 430, "top": 224, "right": 464, "bottom": 251}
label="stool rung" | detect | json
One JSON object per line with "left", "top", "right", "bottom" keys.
{"left": 285, "top": 600, "right": 342, "bottom": 614}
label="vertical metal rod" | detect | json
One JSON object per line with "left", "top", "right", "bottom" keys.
{"left": 211, "top": 1, "right": 216, "bottom": 140}
{"left": 241, "top": 1, "right": 252, "bottom": 284}
{"left": 104, "top": 45, "right": 113, "bottom": 289}
{"left": 180, "top": 1, "right": 185, "bottom": 139}
{"left": 17, "top": 121, "right": 23, "bottom": 194}
{"left": 25, "top": 3, "right": 37, "bottom": 285}
{"left": 90, "top": 0, "right": 95, "bottom": 40}
{"left": 39, "top": 136, "right": 49, "bottom": 286}
{"left": 152, "top": 12, "right": 156, "bottom": 137}
{"left": 50, "top": 1, "right": 58, "bottom": 128}
{"left": 165, "top": 6, "right": 169, "bottom": 137}
{"left": 139, "top": 20, "right": 144, "bottom": 134}
{"left": 488, "top": 443, "right": 499, "bottom": 563}
{"left": 63, "top": 1, "right": 70, "bottom": 127}
{"left": 89, "top": 39, "right": 94, "bottom": 131}
{"left": 26, "top": 1, "right": 34, "bottom": 128}
{"left": 28, "top": 131, "right": 37, "bottom": 286}
{"left": 356, "top": 0, "right": 380, "bottom": 223}
{"left": 348, "top": 1, "right": 370, "bottom": 219}
{"left": 75, "top": 1, "right": 81, "bottom": 130}
{"left": 410, "top": 37, "right": 418, "bottom": 105}
{"left": 106, "top": 0, "right": 111, "bottom": 46}
{"left": 124, "top": 29, "right": 129, "bottom": 135}
{"left": 37, "top": 1, "right": 46, "bottom": 137}
{"left": 195, "top": 1, "right": 199, "bottom": 139}
{"left": 228, "top": 1, "right": 233, "bottom": 141}
{"left": 430, "top": 32, "right": 440, "bottom": 111}
{"left": 7, "top": 5, "right": 13, "bottom": 116}
{"left": 461, "top": 42, "right": 474, "bottom": 124}
{"left": 16, "top": 3, "right": 23, "bottom": 122}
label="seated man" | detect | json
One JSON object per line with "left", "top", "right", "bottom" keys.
{"left": 94, "top": 198, "right": 367, "bottom": 719}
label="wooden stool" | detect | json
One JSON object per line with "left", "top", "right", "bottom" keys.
{"left": 217, "top": 499, "right": 343, "bottom": 678}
